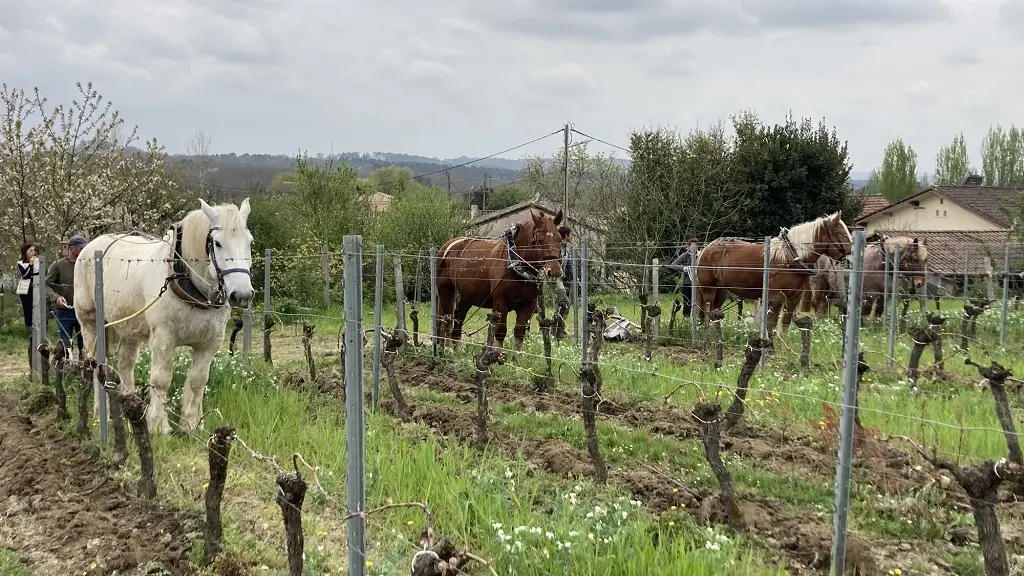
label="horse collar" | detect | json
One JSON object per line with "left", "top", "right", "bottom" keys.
{"left": 777, "top": 228, "right": 814, "bottom": 273}
{"left": 167, "top": 222, "right": 229, "bottom": 309}
{"left": 503, "top": 224, "right": 544, "bottom": 284}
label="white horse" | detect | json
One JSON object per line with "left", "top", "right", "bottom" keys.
{"left": 73, "top": 198, "right": 255, "bottom": 435}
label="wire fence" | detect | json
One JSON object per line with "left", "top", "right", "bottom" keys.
{"left": 14, "top": 223, "right": 1024, "bottom": 573}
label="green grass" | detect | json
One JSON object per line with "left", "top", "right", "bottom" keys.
{"left": 9, "top": 290, "right": 1024, "bottom": 574}
{"left": 0, "top": 549, "right": 32, "bottom": 576}
{"left": 116, "top": 354, "right": 788, "bottom": 575}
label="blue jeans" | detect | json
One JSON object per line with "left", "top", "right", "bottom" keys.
{"left": 55, "top": 307, "right": 84, "bottom": 353}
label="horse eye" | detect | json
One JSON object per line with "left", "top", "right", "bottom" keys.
{"left": 214, "top": 241, "right": 222, "bottom": 249}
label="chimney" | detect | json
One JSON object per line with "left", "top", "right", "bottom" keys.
{"left": 470, "top": 204, "right": 479, "bottom": 220}
{"left": 962, "top": 173, "right": 984, "bottom": 186}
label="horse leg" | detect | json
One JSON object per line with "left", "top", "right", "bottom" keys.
{"left": 435, "top": 280, "right": 456, "bottom": 349}
{"left": 492, "top": 306, "right": 510, "bottom": 350}
{"left": 179, "top": 343, "right": 217, "bottom": 432}
{"left": 450, "top": 299, "right": 472, "bottom": 352}
{"left": 780, "top": 296, "right": 796, "bottom": 336}
{"left": 116, "top": 340, "right": 141, "bottom": 394}
{"left": 146, "top": 334, "right": 176, "bottom": 435}
{"left": 512, "top": 305, "right": 534, "bottom": 352}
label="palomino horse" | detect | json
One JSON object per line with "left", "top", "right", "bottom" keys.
{"left": 695, "top": 212, "right": 853, "bottom": 334}
{"left": 74, "top": 199, "right": 255, "bottom": 435}
{"left": 436, "top": 210, "right": 564, "bottom": 351}
{"left": 860, "top": 234, "right": 928, "bottom": 319}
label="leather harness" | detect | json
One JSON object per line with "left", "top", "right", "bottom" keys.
{"left": 166, "top": 222, "right": 251, "bottom": 309}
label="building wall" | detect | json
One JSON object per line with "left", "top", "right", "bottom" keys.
{"left": 861, "top": 192, "right": 1001, "bottom": 233}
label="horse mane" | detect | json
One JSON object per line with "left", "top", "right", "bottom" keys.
{"left": 179, "top": 203, "right": 247, "bottom": 265}
{"left": 881, "top": 236, "right": 929, "bottom": 262}
{"left": 770, "top": 212, "right": 849, "bottom": 264}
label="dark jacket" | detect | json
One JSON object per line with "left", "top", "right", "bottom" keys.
{"left": 666, "top": 251, "right": 694, "bottom": 284}
{"left": 560, "top": 243, "right": 574, "bottom": 283}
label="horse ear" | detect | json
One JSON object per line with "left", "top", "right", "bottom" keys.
{"left": 530, "top": 210, "right": 543, "bottom": 226}
{"left": 239, "top": 197, "right": 251, "bottom": 222}
{"left": 554, "top": 209, "right": 563, "bottom": 226}
{"left": 200, "top": 198, "right": 220, "bottom": 227}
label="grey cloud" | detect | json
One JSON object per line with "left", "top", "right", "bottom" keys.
{"left": 469, "top": 0, "right": 950, "bottom": 42}
{"left": 740, "top": 0, "right": 951, "bottom": 29}
{"left": 469, "top": 0, "right": 754, "bottom": 42}
{"left": 1000, "top": 0, "right": 1024, "bottom": 24}
{"left": 945, "top": 52, "right": 980, "bottom": 67}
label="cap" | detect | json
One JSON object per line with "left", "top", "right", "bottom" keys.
{"left": 67, "top": 235, "right": 87, "bottom": 249}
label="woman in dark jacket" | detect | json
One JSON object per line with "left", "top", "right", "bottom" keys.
{"left": 15, "top": 242, "right": 38, "bottom": 328}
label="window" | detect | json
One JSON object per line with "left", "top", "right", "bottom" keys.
{"left": 936, "top": 209, "right": 940, "bottom": 216}
{"left": 943, "top": 210, "right": 947, "bottom": 217}
{"left": 939, "top": 198, "right": 944, "bottom": 205}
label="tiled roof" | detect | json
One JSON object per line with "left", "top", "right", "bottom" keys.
{"left": 933, "top": 185, "right": 1022, "bottom": 228}
{"left": 856, "top": 195, "right": 890, "bottom": 220}
{"left": 858, "top": 185, "right": 1024, "bottom": 227}
{"left": 875, "top": 229, "right": 1024, "bottom": 277}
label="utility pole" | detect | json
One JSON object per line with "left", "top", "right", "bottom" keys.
{"left": 562, "top": 123, "right": 570, "bottom": 219}
{"left": 445, "top": 168, "right": 451, "bottom": 195}
{"left": 482, "top": 173, "right": 488, "bottom": 210}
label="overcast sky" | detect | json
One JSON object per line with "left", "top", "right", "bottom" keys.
{"left": 1, "top": 0, "right": 1020, "bottom": 176}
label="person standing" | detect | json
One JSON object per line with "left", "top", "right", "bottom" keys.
{"left": 46, "top": 234, "right": 87, "bottom": 358}
{"left": 552, "top": 226, "right": 574, "bottom": 340}
{"left": 666, "top": 237, "right": 700, "bottom": 317}
{"left": 15, "top": 242, "right": 39, "bottom": 329}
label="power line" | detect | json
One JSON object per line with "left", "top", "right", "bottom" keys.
{"left": 570, "top": 128, "right": 630, "bottom": 156}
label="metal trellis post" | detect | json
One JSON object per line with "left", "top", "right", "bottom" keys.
{"left": 342, "top": 235, "right": 366, "bottom": 576}
{"left": 830, "top": 227, "right": 866, "bottom": 576}
{"left": 372, "top": 245, "right": 384, "bottom": 410}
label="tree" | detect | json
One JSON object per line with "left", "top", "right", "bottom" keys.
{"left": 875, "top": 137, "right": 920, "bottom": 202}
{"left": 289, "top": 156, "right": 369, "bottom": 246}
{"left": 980, "top": 124, "right": 1024, "bottom": 187}
{"left": 183, "top": 129, "right": 214, "bottom": 197}
{"left": 731, "top": 111, "right": 854, "bottom": 235}
{"left": 517, "top": 141, "right": 626, "bottom": 235}
{"left": 613, "top": 111, "right": 854, "bottom": 268}
{"left": 484, "top": 185, "right": 530, "bottom": 210}
{"left": 368, "top": 185, "right": 465, "bottom": 253}
{"left": 934, "top": 132, "right": 973, "bottom": 185}
{"left": 0, "top": 81, "right": 191, "bottom": 258}
{"left": 367, "top": 165, "right": 417, "bottom": 197}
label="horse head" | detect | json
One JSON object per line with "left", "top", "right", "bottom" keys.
{"left": 515, "top": 209, "right": 565, "bottom": 280}
{"left": 196, "top": 198, "right": 255, "bottom": 308}
{"left": 819, "top": 211, "right": 853, "bottom": 261}
{"left": 895, "top": 237, "right": 929, "bottom": 288}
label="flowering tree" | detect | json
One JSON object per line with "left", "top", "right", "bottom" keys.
{"left": 0, "top": 81, "right": 192, "bottom": 258}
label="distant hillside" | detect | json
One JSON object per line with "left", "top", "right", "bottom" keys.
{"left": 166, "top": 152, "right": 523, "bottom": 198}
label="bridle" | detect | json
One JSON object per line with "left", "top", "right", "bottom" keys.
{"left": 168, "top": 222, "right": 252, "bottom": 309}
{"left": 502, "top": 223, "right": 560, "bottom": 284}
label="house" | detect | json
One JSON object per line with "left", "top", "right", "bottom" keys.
{"left": 856, "top": 174, "right": 1024, "bottom": 291}
{"left": 467, "top": 197, "right": 608, "bottom": 282}
{"left": 855, "top": 175, "right": 1021, "bottom": 233}
{"left": 369, "top": 191, "right": 393, "bottom": 212}
{"left": 856, "top": 194, "right": 891, "bottom": 221}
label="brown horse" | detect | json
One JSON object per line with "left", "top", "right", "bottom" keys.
{"left": 435, "top": 210, "right": 564, "bottom": 351}
{"left": 695, "top": 212, "right": 853, "bottom": 334}
{"left": 860, "top": 234, "right": 929, "bottom": 319}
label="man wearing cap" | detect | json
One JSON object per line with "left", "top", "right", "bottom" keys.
{"left": 46, "top": 234, "right": 87, "bottom": 357}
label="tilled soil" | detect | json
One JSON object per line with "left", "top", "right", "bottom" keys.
{"left": 0, "top": 388, "right": 198, "bottom": 576}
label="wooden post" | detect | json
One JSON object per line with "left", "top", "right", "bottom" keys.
{"left": 204, "top": 425, "right": 235, "bottom": 566}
